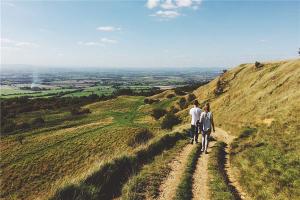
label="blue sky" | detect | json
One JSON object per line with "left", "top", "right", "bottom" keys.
{"left": 1, "top": 0, "right": 299, "bottom": 68}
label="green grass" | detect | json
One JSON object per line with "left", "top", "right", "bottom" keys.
{"left": 174, "top": 143, "right": 202, "bottom": 200}
{"left": 51, "top": 131, "right": 187, "bottom": 200}
{"left": 121, "top": 139, "right": 189, "bottom": 200}
{"left": 208, "top": 142, "right": 237, "bottom": 200}
{"left": 230, "top": 123, "right": 300, "bottom": 200}
{"left": 0, "top": 95, "right": 179, "bottom": 199}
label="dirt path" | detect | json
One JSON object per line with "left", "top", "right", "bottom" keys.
{"left": 157, "top": 143, "right": 195, "bottom": 200}
{"left": 212, "top": 128, "right": 248, "bottom": 200}
{"left": 192, "top": 140, "right": 216, "bottom": 200}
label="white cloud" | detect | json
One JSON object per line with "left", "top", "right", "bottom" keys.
{"left": 175, "top": 0, "right": 192, "bottom": 7}
{"left": 151, "top": 10, "right": 181, "bottom": 19}
{"left": 96, "top": 26, "right": 121, "bottom": 32}
{"left": 146, "top": 0, "right": 160, "bottom": 9}
{"left": 147, "top": 0, "right": 202, "bottom": 20}
{"left": 15, "top": 42, "right": 39, "bottom": 48}
{"left": 78, "top": 41, "right": 103, "bottom": 46}
{"left": 100, "top": 38, "right": 118, "bottom": 44}
{"left": 1, "top": 38, "right": 39, "bottom": 48}
{"left": 78, "top": 38, "right": 118, "bottom": 46}
{"left": 161, "top": 0, "right": 177, "bottom": 9}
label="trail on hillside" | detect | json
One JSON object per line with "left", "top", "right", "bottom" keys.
{"left": 157, "top": 143, "right": 195, "bottom": 200}
{"left": 192, "top": 140, "right": 216, "bottom": 200}
{"left": 212, "top": 128, "right": 248, "bottom": 200}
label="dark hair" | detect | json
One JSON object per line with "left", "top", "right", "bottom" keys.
{"left": 194, "top": 100, "right": 199, "bottom": 106}
{"left": 205, "top": 102, "right": 210, "bottom": 112}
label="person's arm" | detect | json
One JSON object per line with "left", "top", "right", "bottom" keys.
{"left": 211, "top": 113, "right": 215, "bottom": 132}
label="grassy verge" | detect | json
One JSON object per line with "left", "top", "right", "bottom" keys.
{"left": 208, "top": 142, "right": 239, "bottom": 200}
{"left": 174, "top": 143, "right": 202, "bottom": 200}
{"left": 121, "top": 139, "right": 189, "bottom": 200}
{"left": 230, "top": 124, "right": 300, "bottom": 200}
{"left": 51, "top": 131, "right": 187, "bottom": 200}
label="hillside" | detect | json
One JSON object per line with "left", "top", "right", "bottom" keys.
{"left": 188, "top": 59, "right": 300, "bottom": 199}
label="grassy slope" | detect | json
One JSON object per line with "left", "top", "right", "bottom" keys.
{"left": 121, "top": 139, "right": 188, "bottom": 200}
{"left": 0, "top": 95, "right": 176, "bottom": 199}
{"left": 188, "top": 59, "right": 300, "bottom": 199}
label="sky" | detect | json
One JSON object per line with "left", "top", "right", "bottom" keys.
{"left": 1, "top": 0, "right": 300, "bottom": 69}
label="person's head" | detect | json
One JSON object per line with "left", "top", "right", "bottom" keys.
{"left": 204, "top": 102, "right": 210, "bottom": 112}
{"left": 194, "top": 100, "right": 199, "bottom": 107}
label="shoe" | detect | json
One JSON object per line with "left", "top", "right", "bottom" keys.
{"left": 201, "top": 149, "right": 204, "bottom": 152}
{"left": 190, "top": 141, "right": 194, "bottom": 144}
{"left": 205, "top": 151, "right": 208, "bottom": 154}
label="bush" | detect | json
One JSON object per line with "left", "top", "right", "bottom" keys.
{"left": 174, "top": 88, "right": 186, "bottom": 96}
{"left": 169, "top": 106, "right": 180, "bottom": 114}
{"left": 32, "top": 117, "right": 45, "bottom": 127}
{"left": 1, "top": 120, "right": 16, "bottom": 134}
{"left": 71, "top": 107, "right": 91, "bottom": 115}
{"left": 187, "top": 93, "right": 196, "bottom": 102}
{"left": 151, "top": 108, "right": 167, "bottom": 120}
{"left": 255, "top": 61, "right": 264, "bottom": 69}
{"left": 15, "top": 135, "right": 25, "bottom": 144}
{"left": 161, "top": 113, "right": 181, "bottom": 130}
{"left": 17, "top": 122, "right": 30, "bottom": 130}
{"left": 127, "top": 129, "right": 154, "bottom": 147}
{"left": 144, "top": 98, "right": 160, "bottom": 105}
{"left": 178, "top": 97, "right": 187, "bottom": 109}
{"left": 166, "top": 93, "right": 175, "bottom": 99}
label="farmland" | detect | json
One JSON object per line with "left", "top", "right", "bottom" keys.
{"left": 0, "top": 66, "right": 220, "bottom": 99}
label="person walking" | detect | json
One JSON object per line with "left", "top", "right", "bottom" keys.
{"left": 199, "top": 102, "right": 215, "bottom": 153}
{"left": 189, "top": 100, "right": 202, "bottom": 144}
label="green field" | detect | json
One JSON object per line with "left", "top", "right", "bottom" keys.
{"left": 0, "top": 95, "right": 178, "bottom": 199}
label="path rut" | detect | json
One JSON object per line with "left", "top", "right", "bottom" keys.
{"left": 157, "top": 143, "right": 195, "bottom": 200}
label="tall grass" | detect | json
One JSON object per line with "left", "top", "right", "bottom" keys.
{"left": 51, "top": 131, "right": 187, "bottom": 200}
{"left": 208, "top": 142, "right": 240, "bottom": 200}
{"left": 230, "top": 123, "right": 300, "bottom": 200}
{"left": 174, "top": 143, "right": 202, "bottom": 200}
{"left": 122, "top": 140, "right": 188, "bottom": 200}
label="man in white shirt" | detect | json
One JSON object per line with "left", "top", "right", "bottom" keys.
{"left": 189, "top": 100, "right": 202, "bottom": 144}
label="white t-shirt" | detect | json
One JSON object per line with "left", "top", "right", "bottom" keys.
{"left": 200, "top": 111, "right": 213, "bottom": 131}
{"left": 189, "top": 106, "right": 202, "bottom": 125}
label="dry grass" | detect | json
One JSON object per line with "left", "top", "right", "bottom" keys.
{"left": 0, "top": 95, "right": 179, "bottom": 200}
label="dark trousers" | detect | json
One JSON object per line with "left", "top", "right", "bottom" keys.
{"left": 190, "top": 125, "right": 199, "bottom": 143}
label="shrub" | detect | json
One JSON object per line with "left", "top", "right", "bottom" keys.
{"left": 1, "top": 120, "right": 16, "bottom": 134}
{"left": 255, "top": 61, "right": 264, "bottom": 69}
{"left": 169, "top": 106, "right": 180, "bottom": 114}
{"left": 32, "top": 117, "right": 45, "bottom": 127}
{"left": 144, "top": 98, "right": 160, "bottom": 104}
{"left": 187, "top": 93, "right": 196, "bottom": 102}
{"left": 17, "top": 122, "right": 30, "bottom": 130}
{"left": 178, "top": 97, "right": 187, "bottom": 109}
{"left": 161, "top": 113, "right": 181, "bottom": 130}
{"left": 166, "top": 93, "right": 175, "bottom": 99}
{"left": 174, "top": 88, "right": 186, "bottom": 96}
{"left": 71, "top": 107, "right": 91, "bottom": 115}
{"left": 127, "top": 129, "right": 154, "bottom": 147}
{"left": 15, "top": 135, "right": 25, "bottom": 144}
{"left": 151, "top": 108, "right": 167, "bottom": 120}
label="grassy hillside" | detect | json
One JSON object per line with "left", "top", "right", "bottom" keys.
{"left": 0, "top": 95, "right": 179, "bottom": 199}
{"left": 188, "top": 59, "right": 300, "bottom": 199}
